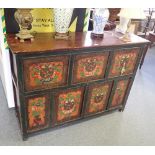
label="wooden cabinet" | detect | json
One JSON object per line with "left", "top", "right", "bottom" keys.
{"left": 7, "top": 32, "right": 149, "bottom": 140}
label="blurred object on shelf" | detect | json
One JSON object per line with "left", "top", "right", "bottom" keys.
{"left": 137, "top": 8, "right": 155, "bottom": 38}
{"left": 108, "top": 8, "right": 120, "bottom": 22}
{"left": 91, "top": 8, "right": 109, "bottom": 39}
{"left": 53, "top": 8, "right": 74, "bottom": 40}
{"left": 89, "top": 8, "right": 120, "bottom": 32}
{"left": 148, "top": 32, "right": 155, "bottom": 47}
{"left": 116, "top": 16, "right": 130, "bottom": 34}
{"left": 104, "top": 21, "right": 116, "bottom": 31}
{"left": 116, "top": 8, "right": 146, "bottom": 42}
{"left": 14, "top": 9, "right": 34, "bottom": 42}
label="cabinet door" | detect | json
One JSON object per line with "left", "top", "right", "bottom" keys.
{"left": 54, "top": 87, "right": 84, "bottom": 124}
{"left": 109, "top": 79, "right": 130, "bottom": 108}
{"left": 85, "top": 81, "right": 112, "bottom": 116}
{"left": 23, "top": 55, "right": 69, "bottom": 92}
{"left": 26, "top": 94, "right": 50, "bottom": 133}
{"left": 72, "top": 52, "right": 109, "bottom": 84}
{"left": 108, "top": 48, "right": 140, "bottom": 78}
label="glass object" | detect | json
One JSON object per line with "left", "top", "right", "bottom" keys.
{"left": 91, "top": 8, "right": 109, "bottom": 39}
{"left": 116, "top": 8, "right": 146, "bottom": 42}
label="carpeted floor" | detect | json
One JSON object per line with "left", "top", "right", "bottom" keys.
{"left": 0, "top": 46, "right": 155, "bottom": 146}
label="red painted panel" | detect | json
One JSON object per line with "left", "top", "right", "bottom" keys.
{"left": 23, "top": 55, "right": 69, "bottom": 91}
{"left": 55, "top": 87, "right": 84, "bottom": 123}
{"left": 111, "top": 79, "right": 130, "bottom": 108}
{"left": 26, "top": 94, "right": 50, "bottom": 132}
{"left": 86, "top": 82, "right": 112, "bottom": 115}
{"left": 109, "top": 48, "right": 139, "bottom": 78}
{"left": 72, "top": 52, "right": 109, "bottom": 84}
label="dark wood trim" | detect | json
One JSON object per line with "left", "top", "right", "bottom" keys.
{"left": 6, "top": 32, "right": 150, "bottom": 55}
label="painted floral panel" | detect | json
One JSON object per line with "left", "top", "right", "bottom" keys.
{"left": 29, "top": 61, "right": 63, "bottom": 87}
{"left": 73, "top": 53, "right": 109, "bottom": 83}
{"left": 87, "top": 83, "right": 111, "bottom": 114}
{"left": 27, "top": 96, "right": 49, "bottom": 132}
{"left": 24, "top": 56, "right": 69, "bottom": 91}
{"left": 111, "top": 80, "right": 129, "bottom": 107}
{"left": 56, "top": 88, "right": 84, "bottom": 122}
{"left": 108, "top": 48, "right": 139, "bottom": 78}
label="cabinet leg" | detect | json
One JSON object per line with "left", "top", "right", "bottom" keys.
{"left": 118, "top": 108, "right": 123, "bottom": 112}
{"left": 22, "top": 134, "right": 28, "bottom": 141}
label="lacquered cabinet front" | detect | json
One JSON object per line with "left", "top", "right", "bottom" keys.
{"left": 109, "top": 79, "right": 130, "bottom": 109}
{"left": 8, "top": 29, "right": 148, "bottom": 140}
{"left": 72, "top": 52, "right": 109, "bottom": 84}
{"left": 26, "top": 94, "right": 50, "bottom": 133}
{"left": 85, "top": 81, "right": 112, "bottom": 116}
{"left": 23, "top": 55, "right": 69, "bottom": 92}
{"left": 108, "top": 48, "right": 140, "bottom": 78}
{"left": 54, "top": 87, "right": 85, "bottom": 124}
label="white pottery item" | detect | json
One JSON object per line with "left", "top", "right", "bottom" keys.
{"left": 92, "top": 8, "right": 109, "bottom": 35}
{"left": 53, "top": 8, "right": 74, "bottom": 34}
{"left": 116, "top": 16, "right": 130, "bottom": 34}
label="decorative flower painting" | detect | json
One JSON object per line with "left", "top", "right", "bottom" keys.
{"left": 55, "top": 88, "right": 84, "bottom": 123}
{"left": 87, "top": 83, "right": 111, "bottom": 114}
{"left": 24, "top": 56, "right": 69, "bottom": 91}
{"left": 27, "top": 96, "right": 49, "bottom": 132}
{"left": 29, "top": 61, "right": 63, "bottom": 86}
{"left": 111, "top": 79, "right": 129, "bottom": 107}
{"left": 109, "top": 48, "right": 139, "bottom": 78}
{"left": 73, "top": 53, "right": 109, "bottom": 84}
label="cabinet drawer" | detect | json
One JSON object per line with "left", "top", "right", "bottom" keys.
{"left": 54, "top": 87, "right": 84, "bottom": 124}
{"left": 85, "top": 81, "right": 112, "bottom": 116}
{"left": 108, "top": 48, "right": 140, "bottom": 78}
{"left": 26, "top": 94, "right": 50, "bottom": 133}
{"left": 109, "top": 79, "right": 130, "bottom": 108}
{"left": 72, "top": 52, "right": 109, "bottom": 84}
{"left": 23, "top": 55, "right": 69, "bottom": 92}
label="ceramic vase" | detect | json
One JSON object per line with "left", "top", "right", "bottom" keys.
{"left": 91, "top": 8, "right": 109, "bottom": 39}
{"left": 53, "top": 8, "right": 74, "bottom": 39}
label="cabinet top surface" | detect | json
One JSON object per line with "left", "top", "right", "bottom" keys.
{"left": 7, "top": 31, "right": 150, "bottom": 54}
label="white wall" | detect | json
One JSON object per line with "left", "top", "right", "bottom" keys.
{"left": 0, "top": 52, "right": 6, "bottom": 91}
{"left": 0, "top": 11, "right": 15, "bottom": 108}
{"left": 0, "top": 12, "right": 7, "bottom": 96}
